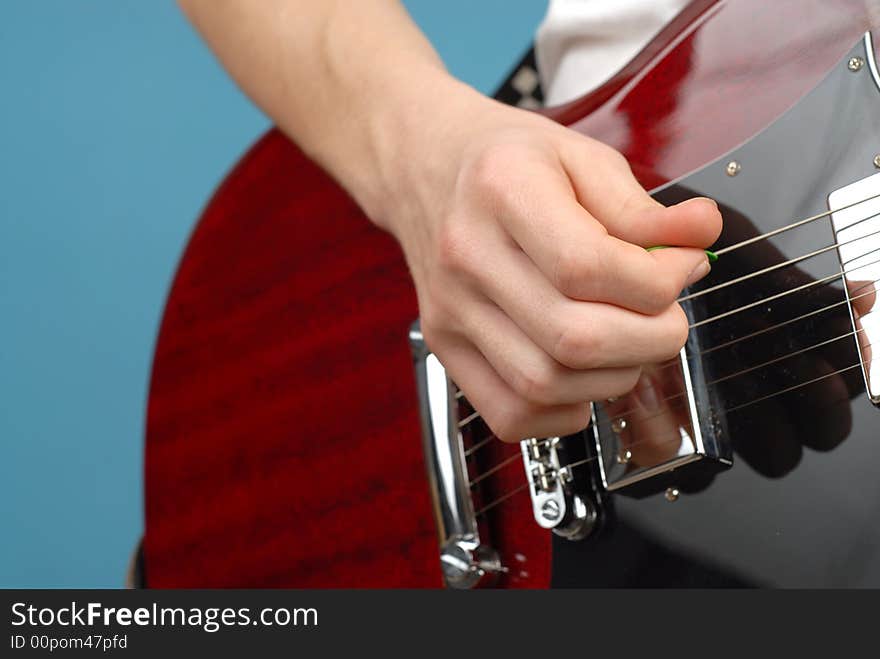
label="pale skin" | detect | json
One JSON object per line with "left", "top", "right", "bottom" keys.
{"left": 179, "top": 0, "right": 722, "bottom": 442}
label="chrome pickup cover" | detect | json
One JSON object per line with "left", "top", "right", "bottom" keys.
{"left": 829, "top": 171, "right": 880, "bottom": 404}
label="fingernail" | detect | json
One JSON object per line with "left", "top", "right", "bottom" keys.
{"left": 636, "top": 375, "right": 660, "bottom": 413}
{"left": 685, "top": 258, "right": 711, "bottom": 287}
{"left": 682, "top": 197, "right": 719, "bottom": 211}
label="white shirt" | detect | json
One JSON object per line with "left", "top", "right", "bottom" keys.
{"left": 535, "top": 0, "right": 691, "bottom": 106}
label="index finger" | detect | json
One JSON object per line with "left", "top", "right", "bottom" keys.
{"left": 495, "top": 161, "right": 711, "bottom": 314}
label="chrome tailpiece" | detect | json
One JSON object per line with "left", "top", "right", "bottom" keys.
{"left": 521, "top": 438, "right": 597, "bottom": 540}
{"left": 410, "top": 324, "right": 602, "bottom": 588}
{"left": 410, "top": 324, "right": 503, "bottom": 589}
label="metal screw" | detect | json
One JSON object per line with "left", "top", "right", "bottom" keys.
{"left": 611, "top": 417, "right": 627, "bottom": 433}
{"left": 848, "top": 57, "right": 865, "bottom": 72}
{"left": 874, "top": 154, "right": 880, "bottom": 169}
{"left": 665, "top": 487, "right": 680, "bottom": 502}
{"left": 726, "top": 160, "right": 741, "bottom": 177}
{"left": 541, "top": 500, "right": 561, "bottom": 521}
{"left": 616, "top": 449, "right": 632, "bottom": 464}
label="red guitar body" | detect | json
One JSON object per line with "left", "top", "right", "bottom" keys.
{"left": 144, "top": 0, "right": 880, "bottom": 587}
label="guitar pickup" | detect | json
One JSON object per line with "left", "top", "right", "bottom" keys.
{"left": 828, "top": 171, "right": 880, "bottom": 404}
{"left": 589, "top": 349, "right": 732, "bottom": 497}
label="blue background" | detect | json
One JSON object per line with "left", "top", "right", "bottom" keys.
{"left": 0, "top": 1, "right": 545, "bottom": 587}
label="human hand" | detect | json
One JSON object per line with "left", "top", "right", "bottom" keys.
{"left": 371, "top": 84, "right": 722, "bottom": 442}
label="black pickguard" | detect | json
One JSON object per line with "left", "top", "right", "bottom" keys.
{"left": 553, "top": 36, "right": 880, "bottom": 587}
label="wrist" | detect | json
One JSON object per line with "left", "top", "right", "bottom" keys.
{"left": 356, "top": 73, "right": 490, "bottom": 232}
{"left": 308, "top": 61, "right": 482, "bottom": 224}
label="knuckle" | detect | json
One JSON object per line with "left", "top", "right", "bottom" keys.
{"left": 559, "top": 404, "right": 592, "bottom": 436}
{"left": 645, "top": 277, "right": 681, "bottom": 313}
{"left": 416, "top": 306, "right": 452, "bottom": 353}
{"left": 417, "top": 306, "right": 443, "bottom": 342}
{"left": 610, "top": 367, "right": 642, "bottom": 397}
{"left": 513, "top": 361, "right": 562, "bottom": 405}
{"left": 485, "top": 401, "right": 531, "bottom": 443}
{"left": 641, "top": 297, "right": 670, "bottom": 317}
{"left": 417, "top": 288, "right": 460, "bottom": 340}
{"left": 607, "top": 149, "right": 630, "bottom": 172}
{"left": 435, "top": 222, "right": 474, "bottom": 275}
{"left": 592, "top": 141, "right": 629, "bottom": 170}
{"left": 467, "top": 144, "right": 519, "bottom": 199}
{"left": 552, "top": 323, "right": 600, "bottom": 369}
{"left": 487, "top": 399, "right": 590, "bottom": 443}
{"left": 554, "top": 245, "right": 598, "bottom": 298}
{"left": 661, "top": 273, "right": 686, "bottom": 304}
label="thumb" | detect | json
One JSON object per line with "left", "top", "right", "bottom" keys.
{"left": 560, "top": 140, "right": 722, "bottom": 248}
{"left": 611, "top": 196, "right": 723, "bottom": 249}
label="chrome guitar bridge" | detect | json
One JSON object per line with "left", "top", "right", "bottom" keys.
{"left": 410, "top": 323, "right": 602, "bottom": 588}
{"left": 521, "top": 438, "right": 596, "bottom": 540}
{"left": 409, "top": 324, "right": 504, "bottom": 589}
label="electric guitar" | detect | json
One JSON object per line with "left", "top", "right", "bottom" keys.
{"left": 143, "top": 0, "right": 880, "bottom": 588}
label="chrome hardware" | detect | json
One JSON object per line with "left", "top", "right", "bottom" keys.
{"left": 412, "top": 321, "right": 602, "bottom": 577}
{"left": 590, "top": 349, "right": 731, "bottom": 494}
{"left": 541, "top": 500, "right": 561, "bottom": 522}
{"left": 554, "top": 494, "right": 598, "bottom": 541}
{"left": 520, "top": 437, "right": 597, "bottom": 540}
{"left": 521, "top": 438, "right": 566, "bottom": 530}
{"left": 410, "top": 324, "right": 505, "bottom": 588}
{"left": 408, "top": 33, "right": 880, "bottom": 578}
{"left": 439, "top": 539, "right": 504, "bottom": 589}
{"left": 588, "top": 34, "right": 880, "bottom": 497}
{"left": 868, "top": 32, "right": 880, "bottom": 92}
{"left": 849, "top": 56, "right": 865, "bottom": 72}
{"left": 828, "top": 171, "right": 880, "bottom": 405}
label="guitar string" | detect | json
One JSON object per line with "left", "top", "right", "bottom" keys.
{"left": 560, "top": 319, "right": 871, "bottom": 441}
{"left": 615, "top": 211, "right": 880, "bottom": 371}
{"left": 463, "top": 435, "right": 495, "bottom": 456}
{"left": 555, "top": 266, "right": 880, "bottom": 428}
{"left": 475, "top": 344, "right": 876, "bottom": 517}
{"left": 466, "top": 189, "right": 880, "bottom": 513}
{"left": 601, "top": 221, "right": 880, "bottom": 380}
{"left": 571, "top": 345, "right": 875, "bottom": 466}
{"left": 678, "top": 217, "right": 880, "bottom": 303}
{"left": 571, "top": 295, "right": 878, "bottom": 433}
{"left": 469, "top": 323, "right": 874, "bottom": 491}
{"left": 689, "top": 249, "right": 880, "bottom": 329}
{"left": 462, "top": 190, "right": 880, "bottom": 459}
{"left": 463, "top": 274, "right": 880, "bottom": 456}
{"left": 611, "top": 268, "right": 874, "bottom": 402}
{"left": 469, "top": 452, "right": 521, "bottom": 487}
{"left": 475, "top": 483, "right": 530, "bottom": 517}
{"left": 697, "top": 296, "right": 853, "bottom": 356}
{"left": 712, "top": 190, "right": 880, "bottom": 257}
{"left": 458, "top": 205, "right": 880, "bottom": 440}
{"left": 624, "top": 271, "right": 871, "bottom": 394}
{"left": 578, "top": 316, "right": 874, "bottom": 443}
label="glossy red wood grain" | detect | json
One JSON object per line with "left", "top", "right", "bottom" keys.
{"left": 144, "top": 0, "right": 878, "bottom": 587}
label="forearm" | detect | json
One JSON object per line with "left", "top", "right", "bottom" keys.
{"left": 178, "top": 0, "right": 476, "bottom": 225}
{"left": 179, "top": 0, "right": 721, "bottom": 443}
